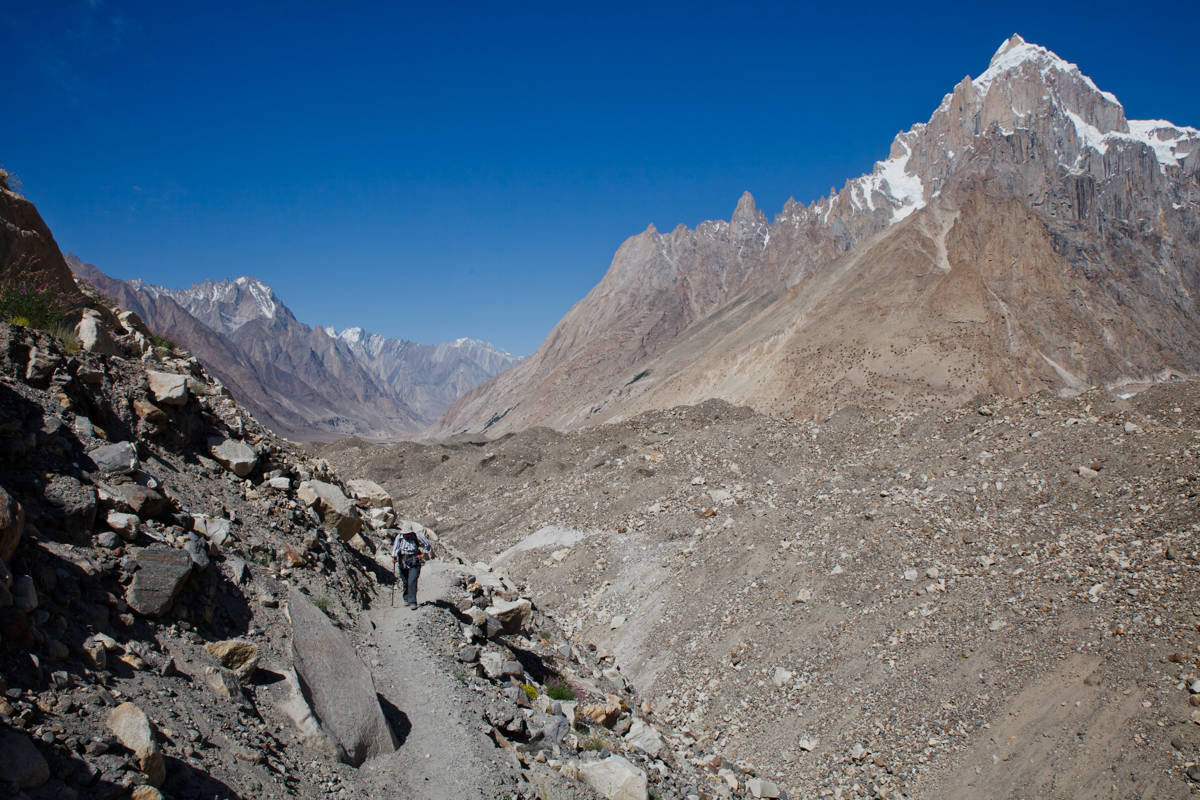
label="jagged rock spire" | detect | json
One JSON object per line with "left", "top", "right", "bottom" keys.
{"left": 731, "top": 190, "right": 764, "bottom": 225}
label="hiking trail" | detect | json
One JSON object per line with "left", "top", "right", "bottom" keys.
{"left": 355, "top": 560, "right": 520, "bottom": 800}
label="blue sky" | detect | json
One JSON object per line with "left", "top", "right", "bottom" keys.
{"left": 4, "top": 1, "right": 1198, "bottom": 355}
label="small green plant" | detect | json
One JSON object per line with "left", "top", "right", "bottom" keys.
{"left": 1, "top": 268, "right": 70, "bottom": 330}
{"left": 452, "top": 666, "right": 472, "bottom": 683}
{"left": 582, "top": 732, "right": 608, "bottom": 751}
{"left": 648, "top": 788, "right": 662, "bottom": 800}
{"left": 151, "top": 334, "right": 177, "bottom": 350}
{"left": 520, "top": 682, "right": 538, "bottom": 701}
{"left": 313, "top": 595, "right": 332, "bottom": 616}
{"left": 545, "top": 677, "right": 576, "bottom": 701}
{"left": 538, "top": 630, "right": 551, "bottom": 642}
{"left": 49, "top": 321, "right": 81, "bottom": 353}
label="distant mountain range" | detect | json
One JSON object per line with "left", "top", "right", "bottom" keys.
{"left": 69, "top": 258, "right": 520, "bottom": 441}
{"left": 432, "top": 35, "right": 1200, "bottom": 437}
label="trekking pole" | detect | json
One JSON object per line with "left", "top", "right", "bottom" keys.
{"left": 391, "top": 559, "right": 396, "bottom": 607}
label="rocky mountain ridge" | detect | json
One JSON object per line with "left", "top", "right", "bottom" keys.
{"left": 68, "top": 260, "right": 520, "bottom": 442}
{"left": 434, "top": 35, "right": 1200, "bottom": 437}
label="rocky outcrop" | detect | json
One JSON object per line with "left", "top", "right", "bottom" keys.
{"left": 286, "top": 587, "right": 396, "bottom": 765}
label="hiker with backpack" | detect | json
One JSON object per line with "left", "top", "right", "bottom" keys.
{"left": 392, "top": 523, "right": 432, "bottom": 609}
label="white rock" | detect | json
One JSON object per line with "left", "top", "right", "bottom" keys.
{"left": 107, "top": 702, "right": 165, "bottom": 786}
{"left": 485, "top": 598, "right": 533, "bottom": 635}
{"left": 903, "top": 568, "right": 919, "bottom": 581}
{"left": 748, "top": 777, "right": 781, "bottom": 798}
{"left": 75, "top": 310, "right": 117, "bottom": 355}
{"left": 344, "top": 479, "right": 393, "bottom": 508}
{"left": 794, "top": 588, "right": 811, "bottom": 603}
{"left": 690, "top": 476, "right": 706, "bottom": 486}
{"left": 609, "top": 614, "right": 626, "bottom": 630}
{"left": 577, "top": 755, "right": 648, "bottom": 800}
{"left": 106, "top": 511, "right": 141, "bottom": 541}
{"left": 797, "top": 736, "right": 819, "bottom": 751}
{"left": 208, "top": 437, "right": 259, "bottom": 478}
{"left": 146, "top": 371, "right": 188, "bottom": 406}
{"left": 772, "top": 666, "right": 794, "bottom": 687}
{"left": 624, "top": 717, "right": 664, "bottom": 758}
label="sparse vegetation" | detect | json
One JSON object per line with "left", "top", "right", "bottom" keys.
{"left": 519, "top": 682, "right": 538, "bottom": 701}
{"left": 581, "top": 731, "right": 609, "bottom": 751}
{"left": 313, "top": 594, "right": 332, "bottom": 616}
{"left": 1, "top": 269, "right": 70, "bottom": 330}
{"left": 49, "top": 321, "right": 81, "bottom": 353}
{"left": 545, "top": 677, "right": 576, "bottom": 701}
{"left": 151, "top": 334, "right": 177, "bottom": 351}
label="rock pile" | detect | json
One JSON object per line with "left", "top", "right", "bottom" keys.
{"left": 0, "top": 316, "right": 404, "bottom": 799}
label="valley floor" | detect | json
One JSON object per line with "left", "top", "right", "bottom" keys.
{"left": 322, "top": 382, "right": 1200, "bottom": 799}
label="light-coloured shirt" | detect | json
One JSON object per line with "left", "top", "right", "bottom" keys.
{"left": 392, "top": 531, "right": 431, "bottom": 559}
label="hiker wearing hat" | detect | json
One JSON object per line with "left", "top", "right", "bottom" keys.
{"left": 392, "top": 523, "right": 432, "bottom": 609}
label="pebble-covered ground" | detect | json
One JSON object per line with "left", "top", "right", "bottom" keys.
{"left": 323, "top": 382, "right": 1200, "bottom": 799}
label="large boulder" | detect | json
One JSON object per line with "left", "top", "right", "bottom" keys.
{"left": 98, "top": 481, "right": 165, "bottom": 518}
{"left": 43, "top": 475, "right": 97, "bottom": 536}
{"left": 287, "top": 588, "right": 396, "bottom": 765}
{"left": 75, "top": 309, "right": 118, "bottom": 356}
{"left": 624, "top": 717, "right": 665, "bottom": 758}
{"left": 125, "top": 546, "right": 193, "bottom": 617}
{"left": 577, "top": 755, "right": 648, "bottom": 800}
{"left": 88, "top": 441, "right": 139, "bottom": 474}
{"left": 208, "top": 436, "right": 259, "bottom": 478}
{"left": 297, "top": 481, "right": 362, "bottom": 541}
{"left": 0, "top": 486, "right": 24, "bottom": 563}
{"left": 345, "top": 479, "right": 393, "bottom": 509}
{"left": 204, "top": 639, "right": 260, "bottom": 680}
{"left": 0, "top": 728, "right": 49, "bottom": 789}
{"left": 485, "top": 597, "right": 532, "bottom": 635}
{"left": 277, "top": 668, "right": 344, "bottom": 761}
{"left": 108, "top": 702, "right": 166, "bottom": 786}
{"left": 146, "top": 371, "right": 188, "bottom": 406}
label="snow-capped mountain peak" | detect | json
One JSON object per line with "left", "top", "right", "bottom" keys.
{"left": 974, "top": 34, "right": 1119, "bottom": 105}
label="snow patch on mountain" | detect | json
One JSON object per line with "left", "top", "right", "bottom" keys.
{"left": 973, "top": 34, "right": 1118, "bottom": 105}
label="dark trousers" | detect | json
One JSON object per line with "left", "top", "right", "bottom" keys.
{"left": 400, "top": 563, "right": 421, "bottom": 606}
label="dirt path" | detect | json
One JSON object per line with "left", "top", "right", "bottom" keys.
{"left": 354, "top": 560, "right": 518, "bottom": 800}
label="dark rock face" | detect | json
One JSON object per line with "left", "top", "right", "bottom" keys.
{"left": 0, "top": 728, "right": 50, "bottom": 789}
{"left": 0, "top": 486, "right": 23, "bottom": 563}
{"left": 125, "top": 545, "right": 193, "bottom": 617}
{"left": 287, "top": 587, "right": 396, "bottom": 765}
